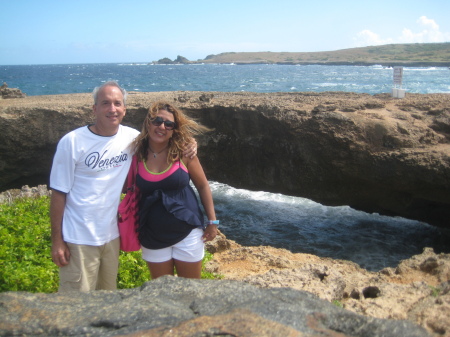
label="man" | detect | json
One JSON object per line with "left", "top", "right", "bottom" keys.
{"left": 50, "top": 81, "right": 195, "bottom": 291}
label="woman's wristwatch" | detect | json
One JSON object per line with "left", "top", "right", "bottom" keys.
{"left": 206, "top": 220, "right": 219, "bottom": 226}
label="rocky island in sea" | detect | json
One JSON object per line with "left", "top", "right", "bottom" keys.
{"left": 1, "top": 89, "right": 449, "bottom": 336}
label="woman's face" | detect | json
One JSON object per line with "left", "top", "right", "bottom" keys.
{"left": 147, "top": 109, "right": 175, "bottom": 144}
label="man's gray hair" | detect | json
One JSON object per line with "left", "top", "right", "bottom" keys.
{"left": 92, "top": 81, "right": 127, "bottom": 105}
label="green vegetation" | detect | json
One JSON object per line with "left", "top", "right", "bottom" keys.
{"left": 429, "top": 285, "right": 441, "bottom": 297}
{"left": 199, "top": 43, "right": 450, "bottom": 66}
{"left": 0, "top": 196, "right": 220, "bottom": 293}
{"left": 332, "top": 300, "right": 344, "bottom": 308}
{"left": 0, "top": 196, "right": 57, "bottom": 292}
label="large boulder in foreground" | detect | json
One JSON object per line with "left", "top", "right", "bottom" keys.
{"left": 0, "top": 276, "right": 429, "bottom": 337}
{"left": 0, "top": 91, "right": 449, "bottom": 228}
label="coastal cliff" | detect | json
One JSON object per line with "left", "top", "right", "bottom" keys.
{"left": 1, "top": 91, "right": 449, "bottom": 228}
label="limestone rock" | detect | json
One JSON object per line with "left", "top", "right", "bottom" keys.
{"left": 205, "top": 234, "right": 450, "bottom": 336}
{"left": 0, "top": 276, "right": 429, "bottom": 337}
{"left": 0, "top": 82, "right": 26, "bottom": 99}
{"left": 0, "top": 184, "right": 51, "bottom": 203}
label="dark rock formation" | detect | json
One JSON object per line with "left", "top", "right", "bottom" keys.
{"left": 175, "top": 55, "right": 190, "bottom": 64}
{"left": 0, "top": 82, "right": 26, "bottom": 99}
{"left": 0, "top": 91, "right": 449, "bottom": 228}
{"left": 154, "top": 55, "right": 191, "bottom": 64}
{"left": 155, "top": 57, "right": 175, "bottom": 64}
{"left": 0, "top": 276, "right": 430, "bottom": 337}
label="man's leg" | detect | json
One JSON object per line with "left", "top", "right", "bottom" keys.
{"left": 96, "top": 237, "right": 120, "bottom": 290}
{"left": 59, "top": 243, "right": 101, "bottom": 292}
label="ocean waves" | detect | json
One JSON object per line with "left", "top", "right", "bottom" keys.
{"left": 206, "top": 181, "right": 448, "bottom": 272}
{"left": 1, "top": 63, "right": 449, "bottom": 96}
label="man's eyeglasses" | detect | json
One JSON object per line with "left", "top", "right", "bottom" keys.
{"left": 150, "top": 117, "right": 176, "bottom": 130}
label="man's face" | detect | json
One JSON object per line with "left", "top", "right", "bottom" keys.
{"left": 92, "top": 85, "right": 126, "bottom": 131}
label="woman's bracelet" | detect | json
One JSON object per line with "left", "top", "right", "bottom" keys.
{"left": 206, "top": 220, "right": 219, "bottom": 226}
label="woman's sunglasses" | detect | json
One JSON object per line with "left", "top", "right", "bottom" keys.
{"left": 150, "top": 116, "right": 176, "bottom": 130}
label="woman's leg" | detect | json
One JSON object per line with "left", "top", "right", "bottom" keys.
{"left": 147, "top": 260, "right": 175, "bottom": 279}
{"left": 174, "top": 259, "right": 202, "bottom": 279}
{"left": 172, "top": 228, "right": 204, "bottom": 278}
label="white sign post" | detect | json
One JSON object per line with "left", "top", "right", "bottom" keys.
{"left": 392, "top": 66, "right": 405, "bottom": 98}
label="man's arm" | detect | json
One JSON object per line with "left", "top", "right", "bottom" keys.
{"left": 50, "top": 189, "right": 70, "bottom": 267}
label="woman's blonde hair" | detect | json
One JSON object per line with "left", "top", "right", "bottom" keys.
{"left": 132, "top": 101, "right": 211, "bottom": 163}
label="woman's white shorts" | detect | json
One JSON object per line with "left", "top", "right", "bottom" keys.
{"left": 141, "top": 228, "right": 205, "bottom": 263}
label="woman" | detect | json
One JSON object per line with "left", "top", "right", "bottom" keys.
{"left": 131, "top": 101, "right": 218, "bottom": 279}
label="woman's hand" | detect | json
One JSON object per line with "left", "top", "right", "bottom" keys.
{"left": 202, "top": 225, "right": 218, "bottom": 242}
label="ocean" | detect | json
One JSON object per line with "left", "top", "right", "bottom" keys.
{"left": 1, "top": 63, "right": 449, "bottom": 271}
{"left": 1, "top": 63, "right": 449, "bottom": 96}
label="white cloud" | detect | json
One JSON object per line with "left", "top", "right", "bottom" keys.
{"left": 354, "top": 30, "right": 393, "bottom": 46}
{"left": 417, "top": 16, "right": 439, "bottom": 30}
{"left": 353, "top": 16, "right": 450, "bottom": 47}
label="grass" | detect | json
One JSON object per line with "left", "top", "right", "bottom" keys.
{"left": 0, "top": 195, "right": 221, "bottom": 293}
{"left": 332, "top": 300, "right": 344, "bottom": 308}
{"left": 429, "top": 285, "right": 441, "bottom": 297}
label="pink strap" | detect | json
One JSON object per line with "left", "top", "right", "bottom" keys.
{"left": 126, "top": 155, "right": 138, "bottom": 191}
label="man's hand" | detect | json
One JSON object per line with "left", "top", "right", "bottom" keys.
{"left": 183, "top": 139, "right": 198, "bottom": 159}
{"left": 51, "top": 240, "right": 70, "bottom": 267}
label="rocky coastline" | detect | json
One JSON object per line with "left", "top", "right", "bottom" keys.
{"left": 154, "top": 59, "right": 450, "bottom": 67}
{"left": 1, "top": 90, "right": 449, "bottom": 334}
{"left": 1, "top": 184, "right": 449, "bottom": 336}
{"left": 0, "top": 185, "right": 449, "bottom": 336}
{"left": 205, "top": 232, "right": 450, "bottom": 336}
{"left": 152, "top": 43, "right": 450, "bottom": 67}
{"left": 151, "top": 43, "right": 450, "bottom": 67}
{"left": 1, "top": 90, "right": 450, "bottom": 228}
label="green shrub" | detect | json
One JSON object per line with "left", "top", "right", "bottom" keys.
{"left": 1, "top": 196, "right": 220, "bottom": 293}
{"left": 201, "top": 251, "right": 222, "bottom": 279}
{"left": 0, "top": 196, "right": 58, "bottom": 292}
{"left": 117, "top": 250, "right": 150, "bottom": 288}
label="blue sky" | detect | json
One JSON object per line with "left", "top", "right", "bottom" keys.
{"left": 1, "top": 0, "right": 449, "bottom": 65}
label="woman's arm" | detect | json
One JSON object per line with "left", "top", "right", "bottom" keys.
{"left": 187, "top": 156, "right": 218, "bottom": 241}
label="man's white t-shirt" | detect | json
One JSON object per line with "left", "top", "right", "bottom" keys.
{"left": 50, "top": 125, "right": 140, "bottom": 246}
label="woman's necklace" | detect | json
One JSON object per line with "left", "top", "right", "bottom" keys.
{"left": 149, "top": 145, "right": 168, "bottom": 158}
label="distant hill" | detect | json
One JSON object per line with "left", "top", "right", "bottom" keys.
{"left": 202, "top": 43, "right": 450, "bottom": 66}
{"left": 154, "top": 43, "right": 450, "bottom": 66}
